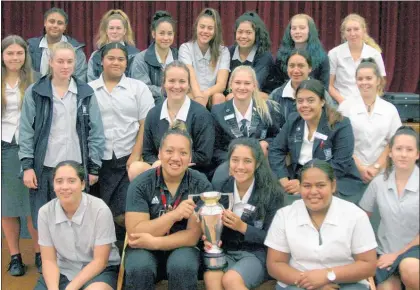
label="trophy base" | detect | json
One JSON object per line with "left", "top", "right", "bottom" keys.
{"left": 203, "top": 252, "right": 227, "bottom": 271}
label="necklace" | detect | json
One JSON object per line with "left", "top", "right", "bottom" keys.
{"left": 309, "top": 214, "right": 323, "bottom": 245}
{"left": 365, "top": 99, "right": 376, "bottom": 113}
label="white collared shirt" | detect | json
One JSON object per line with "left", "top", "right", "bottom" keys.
{"left": 89, "top": 74, "right": 155, "bottom": 160}
{"left": 1, "top": 81, "right": 21, "bottom": 143}
{"left": 360, "top": 166, "right": 419, "bottom": 254}
{"left": 328, "top": 42, "right": 386, "bottom": 101}
{"left": 338, "top": 96, "right": 401, "bottom": 165}
{"left": 298, "top": 122, "right": 315, "bottom": 165}
{"left": 44, "top": 78, "right": 82, "bottom": 167}
{"left": 233, "top": 179, "right": 255, "bottom": 217}
{"left": 39, "top": 35, "right": 68, "bottom": 76}
{"left": 282, "top": 80, "right": 295, "bottom": 100}
{"left": 160, "top": 96, "right": 191, "bottom": 125}
{"left": 178, "top": 41, "right": 230, "bottom": 91}
{"left": 232, "top": 45, "right": 257, "bottom": 63}
{"left": 232, "top": 99, "right": 253, "bottom": 129}
{"left": 155, "top": 46, "right": 174, "bottom": 70}
{"left": 265, "top": 197, "right": 377, "bottom": 288}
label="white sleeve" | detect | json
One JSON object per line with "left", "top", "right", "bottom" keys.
{"left": 178, "top": 43, "right": 193, "bottom": 65}
{"left": 351, "top": 211, "right": 378, "bottom": 255}
{"left": 94, "top": 206, "right": 117, "bottom": 246}
{"left": 38, "top": 206, "right": 54, "bottom": 247}
{"left": 359, "top": 178, "right": 378, "bottom": 212}
{"left": 386, "top": 106, "right": 402, "bottom": 142}
{"left": 328, "top": 48, "right": 338, "bottom": 75}
{"left": 137, "top": 83, "right": 155, "bottom": 121}
{"left": 264, "top": 209, "right": 290, "bottom": 253}
{"left": 373, "top": 52, "right": 386, "bottom": 76}
{"left": 219, "top": 46, "right": 231, "bottom": 71}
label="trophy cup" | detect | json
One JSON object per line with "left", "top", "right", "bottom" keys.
{"left": 188, "top": 191, "right": 233, "bottom": 271}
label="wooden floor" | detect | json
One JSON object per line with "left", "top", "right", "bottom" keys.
{"left": 1, "top": 238, "right": 276, "bottom": 290}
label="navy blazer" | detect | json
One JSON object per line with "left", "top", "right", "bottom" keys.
{"left": 211, "top": 99, "right": 285, "bottom": 166}
{"left": 269, "top": 110, "right": 363, "bottom": 196}
{"left": 215, "top": 176, "right": 284, "bottom": 265}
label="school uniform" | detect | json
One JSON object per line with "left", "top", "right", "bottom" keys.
{"left": 130, "top": 42, "right": 178, "bottom": 104}
{"left": 178, "top": 41, "right": 230, "bottom": 91}
{"left": 124, "top": 167, "right": 212, "bottom": 290}
{"left": 89, "top": 74, "right": 154, "bottom": 217}
{"left": 213, "top": 176, "right": 284, "bottom": 289}
{"left": 34, "top": 193, "right": 120, "bottom": 290}
{"left": 359, "top": 167, "right": 419, "bottom": 284}
{"left": 265, "top": 196, "right": 377, "bottom": 289}
{"left": 228, "top": 45, "right": 273, "bottom": 91}
{"left": 18, "top": 75, "right": 105, "bottom": 229}
{"left": 329, "top": 42, "right": 386, "bottom": 101}
{"left": 269, "top": 110, "right": 365, "bottom": 201}
{"left": 1, "top": 81, "right": 31, "bottom": 218}
{"left": 27, "top": 35, "right": 87, "bottom": 82}
{"left": 339, "top": 96, "right": 402, "bottom": 166}
{"left": 87, "top": 42, "right": 140, "bottom": 82}
{"left": 142, "top": 97, "right": 215, "bottom": 174}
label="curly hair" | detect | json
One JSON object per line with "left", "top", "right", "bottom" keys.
{"left": 277, "top": 14, "right": 327, "bottom": 74}
{"left": 234, "top": 11, "right": 271, "bottom": 55}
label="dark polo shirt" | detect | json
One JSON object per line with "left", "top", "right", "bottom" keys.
{"left": 126, "top": 167, "right": 212, "bottom": 234}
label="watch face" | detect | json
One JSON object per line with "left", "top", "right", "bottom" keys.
{"left": 327, "top": 270, "right": 336, "bottom": 281}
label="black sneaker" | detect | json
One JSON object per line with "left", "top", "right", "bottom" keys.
{"left": 7, "top": 256, "right": 26, "bottom": 276}
{"left": 35, "top": 253, "right": 42, "bottom": 274}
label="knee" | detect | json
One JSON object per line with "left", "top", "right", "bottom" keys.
{"left": 212, "top": 93, "right": 226, "bottom": 105}
{"left": 222, "top": 270, "right": 245, "bottom": 290}
{"left": 167, "top": 248, "right": 199, "bottom": 276}
{"left": 84, "top": 282, "right": 113, "bottom": 290}
{"left": 377, "top": 276, "right": 402, "bottom": 290}
{"left": 400, "top": 258, "right": 419, "bottom": 287}
{"left": 128, "top": 162, "right": 150, "bottom": 181}
{"left": 124, "top": 249, "right": 155, "bottom": 276}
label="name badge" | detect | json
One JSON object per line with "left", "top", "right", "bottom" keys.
{"left": 324, "top": 148, "right": 332, "bottom": 160}
{"left": 314, "top": 132, "right": 328, "bottom": 141}
{"left": 244, "top": 204, "right": 256, "bottom": 212}
{"left": 224, "top": 114, "right": 235, "bottom": 120}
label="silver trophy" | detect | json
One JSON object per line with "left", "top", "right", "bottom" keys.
{"left": 188, "top": 191, "right": 233, "bottom": 270}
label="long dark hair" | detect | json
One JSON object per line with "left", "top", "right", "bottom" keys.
{"left": 227, "top": 138, "right": 284, "bottom": 219}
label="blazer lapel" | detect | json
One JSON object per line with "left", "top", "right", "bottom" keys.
{"left": 224, "top": 100, "right": 243, "bottom": 138}
{"left": 249, "top": 103, "right": 263, "bottom": 138}
{"left": 292, "top": 118, "right": 305, "bottom": 162}
{"left": 313, "top": 110, "right": 329, "bottom": 155}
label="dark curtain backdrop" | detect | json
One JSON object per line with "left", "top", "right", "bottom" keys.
{"left": 2, "top": 1, "right": 419, "bottom": 93}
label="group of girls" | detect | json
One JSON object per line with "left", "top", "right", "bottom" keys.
{"left": 1, "top": 5, "right": 418, "bottom": 290}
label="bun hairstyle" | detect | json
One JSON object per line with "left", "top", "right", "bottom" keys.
{"left": 96, "top": 9, "right": 135, "bottom": 48}
{"left": 192, "top": 8, "right": 223, "bottom": 69}
{"left": 101, "top": 42, "right": 128, "bottom": 62}
{"left": 299, "top": 159, "right": 336, "bottom": 184}
{"left": 296, "top": 79, "right": 344, "bottom": 128}
{"left": 341, "top": 13, "right": 382, "bottom": 53}
{"left": 287, "top": 48, "right": 313, "bottom": 68}
{"left": 234, "top": 11, "right": 271, "bottom": 55}
{"left": 385, "top": 126, "right": 420, "bottom": 180}
{"left": 150, "top": 10, "right": 176, "bottom": 33}
{"left": 160, "top": 120, "right": 193, "bottom": 152}
{"left": 356, "top": 57, "right": 386, "bottom": 96}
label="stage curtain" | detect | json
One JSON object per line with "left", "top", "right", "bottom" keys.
{"left": 2, "top": 1, "right": 419, "bottom": 93}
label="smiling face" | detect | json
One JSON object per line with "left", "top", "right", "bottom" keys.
{"left": 44, "top": 12, "right": 67, "bottom": 39}
{"left": 344, "top": 20, "right": 365, "bottom": 45}
{"left": 287, "top": 54, "right": 312, "bottom": 87}
{"left": 49, "top": 48, "right": 75, "bottom": 80}
{"left": 231, "top": 69, "right": 256, "bottom": 102}
{"left": 196, "top": 16, "right": 215, "bottom": 46}
{"left": 159, "top": 134, "right": 192, "bottom": 179}
{"left": 107, "top": 19, "right": 126, "bottom": 43}
{"left": 300, "top": 167, "right": 336, "bottom": 213}
{"left": 102, "top": 48, "right": 127, "bottom": 79}
{"left": 290, "top": 17, "right": 309, "bottom": 44}
{"left": 296, "top": 88, "right": 324, "bottom": 123}
{"left": 235, "top": 21, "right": 256, "bottom": 49}
{"left": 163, "top": 66, "right": 190, "bottom": 101}
{"left": 54, "top": 165, "right": 85, "bottom": 205}
{"left": 229, "top": 145, "right": 257, "bottom": 185}
{"left": 2, "top": 43, "right": 25, "bottom": 73}
{"left": 152, "top": 21, "right": 174, "bottom": 50}
{"left": 356, "top": 67, "right": 380, "bottom": 98}
{"left": 390, "top": 134, "right": 419, "bottom": 171}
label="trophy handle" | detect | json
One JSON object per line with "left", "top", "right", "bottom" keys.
{"left": 221, "top": 193, "right": 234, "bottom": 211}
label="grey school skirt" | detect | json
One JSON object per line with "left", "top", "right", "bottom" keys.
{"left": 1, "top": 137, "right": 31, "bottom": 217}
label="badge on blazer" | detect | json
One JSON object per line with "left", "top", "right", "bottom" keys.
{"left": 254, "top": 220, "right": 263, "bottom": 229}
{"left": 314, "top": 132, "right": 328, "bottom": 141}
{"left": 324, "top": 148, "right": 332, "bottom": 160}
{"left": 82, "top": 105, "right": 88, "bottom": 115}
{"left": 260, "top": 129, "right": 267, "bottom": 139}
{"left": 224, "top": 114, "right": 235, "bottom": 120}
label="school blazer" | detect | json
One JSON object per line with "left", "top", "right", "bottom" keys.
{"left": 211, "top": 99, "right": 285, "bottom": 166}
{"left": 215, "top": 176, "right": 284, "bottom": 265}
{"left": 269, "top": 110, "right": 363, "bottom": 196}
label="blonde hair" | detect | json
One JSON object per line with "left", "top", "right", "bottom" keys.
{"left": 229, "top": 66, "right": 277, "bottom": 126}
{"left": 47, "top": 41, "right": 76, "bottom": 76}
{"left": 341, "top": 13, "right": 382, "bottom": 53}
{"left": 95, "top": 9, "right": 135, "bottom": 48}
{"left": 1, "top": 35, "right": 34, "bottom": 114}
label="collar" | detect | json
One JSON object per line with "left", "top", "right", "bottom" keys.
{"left": 342, "top": 42, "right": 373, "bottom": 60}
{"left": 52, "top": 77, "right": 78, "bottom": 96}
{"left": 55, "top": 193, "right": 88, "bottom": 225}
{"left": 232, "top": 45, "right": 257, "bottom": 62}
{"left": 6, "top": 80, "right": 19, "bottom": 91}
{"left": 193, "top": 41, "right": 211, "bottom": 61}
{"left": 160, "top": 97, "right": 191, "bottom": 123}
{"left": 282, "top": 80, "right": 296, "bottom": 100}
{"left": 39, "top": 34, "right": 67, "bottom": 48}
{"left": 233, "top": 99, "right": 253, "bottom": 123}
{"left": 33, "top": 75, "right": 93, "bottom": 99}
{"left": 155, "top": 166, "right": 190, "bottom": 195}
{"left": 303, "top": 121, "right": 315, "bottom": 142}
{"left": 155, "top": 44, "right": 174, "bottom": 66}
{"left": 354, "top": 95, "right": 384, "bottom": 115}
{"left": 233, "top": 179, "right": 255, "bottom": 204}
{"left": 296, "top": 196, "right": 339, "bottom": 226}
{"left": 95, "top": 73, "right": 129, "bottom": 90}
{"left": 387, "top": 166, "right": 419, "bottom": 193}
